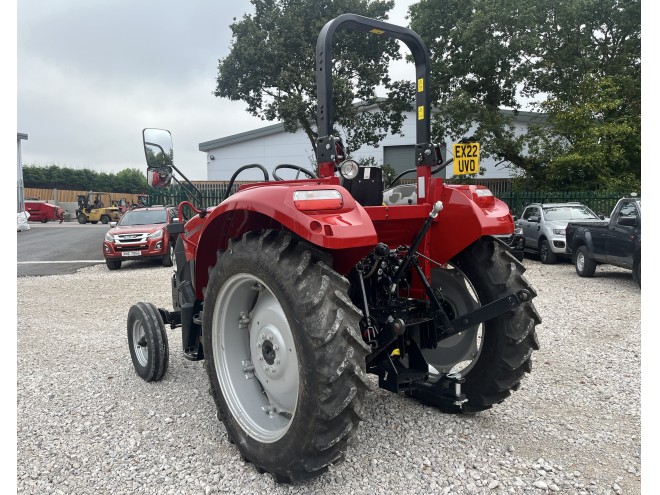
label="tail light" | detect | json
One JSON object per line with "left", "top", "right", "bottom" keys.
{"left": 473, "top": 187, "right": 495, "bottom": 208}
{"left": 293, "top": 190, "right": 343, "bottom": 211}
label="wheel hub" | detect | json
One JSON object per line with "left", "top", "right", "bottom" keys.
{"left": 253, "top": 324, "right": 289, "bottom": 378}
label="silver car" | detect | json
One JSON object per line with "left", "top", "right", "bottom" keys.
{"left": 516, "top": 202, "right": 601, "bottom": 264}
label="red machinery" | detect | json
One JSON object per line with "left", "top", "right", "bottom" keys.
{"left": 127, "top": 14, "right": 541, "bottom": 484}
{"left": 24, "top": 201, "right": 65, "bottom": 223}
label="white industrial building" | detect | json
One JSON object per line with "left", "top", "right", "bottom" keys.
{"left": 199, "top": 109, "right": 545, "bottom": 182}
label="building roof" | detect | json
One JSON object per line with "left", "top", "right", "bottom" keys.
{"left": 198, "top": 108, "right": 546, "bottom": 151}
{"left": 199, "top": 123, "right": 285, "bottom": 151}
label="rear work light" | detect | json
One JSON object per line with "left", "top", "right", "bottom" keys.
{"left": 293, "top": 190, "right": 343, "bottom": 211}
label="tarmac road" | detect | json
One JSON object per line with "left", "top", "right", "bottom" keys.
{"left": 17, "top": 222, "right": 111, "bottom": 277}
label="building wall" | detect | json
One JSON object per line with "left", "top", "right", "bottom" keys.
{"left": 204, "top": 110, "right": 542, "bottom": 181}
{"left": 206, "top": 131, "right": 313, "bottom": 181}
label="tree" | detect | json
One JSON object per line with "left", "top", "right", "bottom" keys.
{"left": 23, "top": 164, "right": 148, "bottom": 193}
{"left": 215, "top": 0, "right": 414, "bottom": 154}
{"left": 408, "top": 0, "right": 640, "bottom": 191}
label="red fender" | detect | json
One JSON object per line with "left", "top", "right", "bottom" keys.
{"left": 187, "top": 182, "right": 377, "bottom": 300}
{"left": 429, "top": 183, "right": 515, "bottom": 263}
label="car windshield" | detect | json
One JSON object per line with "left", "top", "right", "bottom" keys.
{"left": 119, "top": 210, "right": 167, "bottom": 226}
{"left": 543, "top": 205, "right": 599, "bottom": 221}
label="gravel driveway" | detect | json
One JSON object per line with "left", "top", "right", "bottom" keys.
{"left": 17, "top": 258, "right": 641, "bottom": 494}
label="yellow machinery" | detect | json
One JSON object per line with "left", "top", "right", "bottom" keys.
{"left": 75, "top": 192, "right": 122, "bottom": 224}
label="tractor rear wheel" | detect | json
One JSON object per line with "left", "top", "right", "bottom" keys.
{"left": 101, "top": 215, "right": 110, "bottom": 224}
{"left": 202, "top": 230, "right": 369, "bottom": 482}
{"left": 127, "top": 302, "right": 169, "bottom": 382}
{"left": 418, "top": 236, "right": 541, "bottom": 413}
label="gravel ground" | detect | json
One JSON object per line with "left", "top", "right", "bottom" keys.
{"left": 17, "top": 257, "right": 642, "bottom": 494}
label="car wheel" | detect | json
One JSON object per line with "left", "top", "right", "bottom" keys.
{"left": 162, "top": 242, "right": 174, "bottom": 267}
{"left": 539, "top": 239, "right": 557, "bottom": 264}
{"left": 575, "top": 246, "right": 596, "bottom": 277}
{"left": 106, "top": 259, "right": 122, "bottom": 270}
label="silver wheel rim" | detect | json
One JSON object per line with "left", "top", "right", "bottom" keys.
{"left": 576, "top": 252, "right": 585, "bottom": 272}
{"left": 424, "top": 266, "right": 483, "bottom": 376}
{"left": 540, "top": 242, "right": 548, "bottom": 261}
{"left": 132, "top": 320, "right": 148, "bottom": 367}
{"left": 212, "top": 273, "right": 299, "bottom": 443}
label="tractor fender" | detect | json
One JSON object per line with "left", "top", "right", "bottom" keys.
{"left": 192, "top": 183, "right": 378, "bottom": 299}
{"left": 429, "top": 184, "right": 515, "bottom": 263}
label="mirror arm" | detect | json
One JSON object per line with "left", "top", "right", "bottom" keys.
{"left": 169, "top": 169, "right": 205, "bottom": 210}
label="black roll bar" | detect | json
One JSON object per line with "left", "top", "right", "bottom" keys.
{"left": 315, "top": 13, "right": 435, "bottom": 166}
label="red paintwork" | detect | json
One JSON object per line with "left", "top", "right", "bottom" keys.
{"left": 181, "top": 175, "right": 514, "bottom": 301}
{"left": 25, "top": 201, "right": 65, "bottom": 223}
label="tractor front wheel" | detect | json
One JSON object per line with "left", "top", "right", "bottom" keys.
{"left": 202, "top": 230, "right": 369, "bottom": 482}
{"left": 418, "top": 236, "right": 541, "bottom": 413}
{"left": 127, "top": 302, "right": 169, "bottom": 382}
{"left": 77, "top": 214, "right": 87, "bottom": 224}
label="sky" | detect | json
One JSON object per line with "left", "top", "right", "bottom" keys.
{"left": 14, "top": 0, "right": 419, "bottom": 181}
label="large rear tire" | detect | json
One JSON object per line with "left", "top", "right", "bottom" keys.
{"left": 202, "top": 230, "right": 369, "bottom": 482}
{"left": 419, "top": 236, "right": 541, "bottom": 413}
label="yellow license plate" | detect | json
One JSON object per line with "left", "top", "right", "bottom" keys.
{"left": 452, "top": 142, "right": 480, "bottom": 175}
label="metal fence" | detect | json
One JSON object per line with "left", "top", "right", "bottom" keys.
{"left": 499, "top": 190, "right": 631, "bottom": 218}
{"left": 148, "top": 182, "right": 633, "bottom": 220}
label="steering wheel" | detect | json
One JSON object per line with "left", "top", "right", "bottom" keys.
{"left": 272, "top": 164, "right": 317, "bottom": 181}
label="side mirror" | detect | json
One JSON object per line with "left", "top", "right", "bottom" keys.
{"left": 528, "top": 215, "right": 540, "bottom": 223}
{"left": 143, "top": 128, "right": 174, "bottom": 189}
{"left": 618, "top": 216, "right": 637, "bottom": 227}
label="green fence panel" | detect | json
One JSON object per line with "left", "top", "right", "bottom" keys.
{"left": 498, "top": 191, "right": 628, "bottom": 218}
{"left": 151, "top": 183, "right": 632, "bottom": 220}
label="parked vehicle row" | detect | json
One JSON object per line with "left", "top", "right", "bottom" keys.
{"left": 515, "top": 202, "right": 603, "bottom": 264}
{"left": 512, "top": 195, "right": 640, "bottom": 287}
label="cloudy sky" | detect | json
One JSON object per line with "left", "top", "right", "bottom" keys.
{"left": 16, "top": 0, "right": 418, "bottom": 180}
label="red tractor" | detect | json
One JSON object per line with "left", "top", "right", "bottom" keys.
{"left": 127, "top": 14, "right": 540, "bottom": 483}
